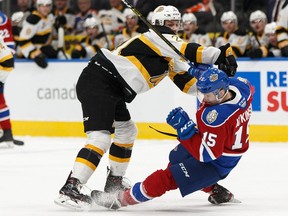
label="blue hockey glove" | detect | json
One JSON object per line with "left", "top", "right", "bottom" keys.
{"left": 166, "top": 107, "right": 190, "bottom": 130}
{"left": 177, "top": 120, "right": 197, "bottom": 140}
{"left": 188, "top": 63, "right": 211, "bottom": 79}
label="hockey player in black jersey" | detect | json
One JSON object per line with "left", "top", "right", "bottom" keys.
{"left": 18, "top": 0, "right": 63, "bottom": 68}
{"left": 54, "top": 5, "right": 238, "bottom": 210}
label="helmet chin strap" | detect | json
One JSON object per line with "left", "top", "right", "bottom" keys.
{"left": 215, "top": 89, "right": 229, "bottom": 103}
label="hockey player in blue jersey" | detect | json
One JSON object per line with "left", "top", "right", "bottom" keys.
{"left": 91, "top": 67, "right": 253, "bottom": 210}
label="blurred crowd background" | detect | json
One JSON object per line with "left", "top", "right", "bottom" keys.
{"left": 0, "top": 0, "right": 287, "bottom": 68}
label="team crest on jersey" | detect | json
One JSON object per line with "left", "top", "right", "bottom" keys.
{"left": 26, "top": 28, "right": 32, "bottom": 36}
{"left": 206, "top": 109, "right": 218, "bottom": 124}
{"left": 149, "top": 72, "right": 168, "bottom": 86}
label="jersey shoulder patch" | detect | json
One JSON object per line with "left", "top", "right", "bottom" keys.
{"left": 201, "top": 105, "right": 233, "bottom": 127}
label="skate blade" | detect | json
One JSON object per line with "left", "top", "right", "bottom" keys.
{"left": 13, "top": 139, "right": 24, "bottom": 145}
{"left": 229, "top": 197, "right": 242, "bottom": 203}
{"left": 54, "top": 194, "right": 91, "bottom": 211}
{"left": 91, "top": 190, "right": 121, "bottom": 210}
{"left": 0, "top": 141, "right": 14, "bottom": 148}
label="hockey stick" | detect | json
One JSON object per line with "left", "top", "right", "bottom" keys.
{"left": 57, "top": 27, "right": 69, "bottom": 60}
{"left": 149, "top": 125, "right": 177, "bottom": 137}
{"left": 208, "top": 0, "right": 217, "bottom": 45}
{"left": 100, "top": 22, "right": 110, "bottom": 49}
{"left": 121, "top": 0, "right": 192, "bottom": 64}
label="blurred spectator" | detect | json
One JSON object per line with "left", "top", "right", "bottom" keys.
{"left": 51, "top": 0, "right": 76, "bottom": 59}
{"left": 269, "top": 0, "right": 284, "bottom": 22}
{"left": 128, "top": 0, "right": 156, "bottom": 18}
{"left": 18, "top": 0, "right": 59, "bottom": 68}
{"left": 183, "top": 0, "right": 223, "bottom": 33}
{"left": 53, "top": 0, "right": 76, "bottom": 34}
{"left": 74, "top": 0, "right": 98, "bottom": 36}
{"left": 11, "top": 0, "right": 33, "bottom": 54}
{"left": 179, "top": 13, "right": 212, "bottom": 47}
{"left": 273, "top": 0, "right": 288, "bottom": 56}
{"left": 91, "top": 0, "right": 111, "bottom": 11}
{"left": 172, "top": 0, "right": 200, "bottom": 13}
{"left": 114, "top": 8, "right": 145, "bottom": 48}
{"left": 247, "top": 10, "right": 270, "bottom": 58}
{"left": 215, "top": 0, "right": 268, "bottom": 32}
{"left": 0, "top": 10, "right": 24, "bottom": 147}
{"left": 98, "top": 0, "right": 127, "bottom": 35}
{"left": 215, "top": 11, "right": 250, "bottom": 57}
{"left": 127, "top": 0, "right": 156, "bottom": 31}
{"left": 71, "top": 17, "right": 112, "bottom": 59}
{"left": 12, "top": 0, "right": 32, "bottom": 13}
{"left": 264, "top": 22, "right": 282, "bottom": 56}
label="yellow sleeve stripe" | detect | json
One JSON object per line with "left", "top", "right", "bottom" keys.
{"left": 0, "top": 65, "right": 13, "bottom": 72}
{"left": 180, "top": 43, "right": 188, "bottom": 60}
{"left": 0, "top": 54, "right": 13, "bottom": 63}
{"left": 139, "top": 35, "right": 162, "bottom": 56}
{"left": 126, "top": 55, "right": 153, "bottom": 88}
{"left": 20, "top": 41, "right": 33, "bottom": 49}
{"left": 183, "top": 77, "right": 197, "bottom": 93}
{"left": 196, "top": 46, "right": 204, "bottom": 63}
{"left": 278, "top": 40, "right": 288, "bottom": 49}
{"left": 36, "top": 29, "right": 52, "bottom": 36}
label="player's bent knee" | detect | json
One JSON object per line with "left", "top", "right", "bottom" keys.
{"left": 86, "top": 130, "right": 111, "bottom": 153}
{"left": 114, "top": 120, "right": 138, "bottom": 143}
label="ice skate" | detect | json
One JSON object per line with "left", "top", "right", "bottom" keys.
{"left": 91, "top": 190, "right": 122, "bottom": 210}
{"left": 208, "top": 183, "right": 241, "bottom": 204}
{"left": 0, "top": 129, "right": 14, "bottom": 148}
{"left": 104, "top": 167, "right": 131, "bottom": 193}
{"left": 54, "top": 177, "right": 92, "bottom": 211}
{"left": 0, "top": 129, "right": 24, "bottom": 147}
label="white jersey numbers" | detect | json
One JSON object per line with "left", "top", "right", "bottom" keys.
{"left": 202, "top": 131, "right": 217, "bottom": 147}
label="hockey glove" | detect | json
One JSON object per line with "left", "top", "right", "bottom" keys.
{"left": 41, "top": 45, "right": 58, "bottom": 58}
{"left": 54, "top": 15, "right": 67, "bottom": 29}
{"left": 188, "top": 63, "right": 211, "bottom": 79}
{"left": 247, "top": 48, "right": 263, "bottom": 58}
{"left": 34, "top": 53, "right": 48, "bottom": 68}
{"left": 215, "top": 43, "right": 238, "bottom": 77}
{"left": 177, "top": 120, "right": 197, "bottom": 140}
{"left": 166, "top": 107, "right": 190, "bottom": 130}
{"left": 71, "top": 44, "right": 87, "bottom": 59}
{"left": 280, "top": 46, "right": 288, "bottom": 57}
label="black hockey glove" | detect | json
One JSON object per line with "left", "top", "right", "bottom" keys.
{"left": 247, "top": 48, "right": 263, "bottom": 58}
{"left": 34, "top": 53, "right": 48, "bottom": 68}
{"left": 215, "top": 43, "right": 238, "bottom": 77}
{"left": 280, "top": 46, "right": 288, "bottom": 57}
{"left": 40, "top": 45, "right": 58, "bottom": 58}
{"left": 71, "top": 45, "right": 87, "bottom": 59}
{"left": 54, "top": 15, "right": 67, "bottom": 29}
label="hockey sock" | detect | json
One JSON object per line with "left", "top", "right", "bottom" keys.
{"left": 119, "top": 182, "right": 152, "bottom": 206}
{"left": 142, "top": 168, "right": 178, "bottom": 198}
{"left": 0, "top": 93, "right": 11, "bottom": 129}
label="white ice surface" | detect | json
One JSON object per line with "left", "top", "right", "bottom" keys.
{"left": 1, "top": 137, "right": 287, "bottom": 216}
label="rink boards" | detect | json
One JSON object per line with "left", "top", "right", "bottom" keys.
{"left": 5, "top": 58, "right": 288, "bottom": 142}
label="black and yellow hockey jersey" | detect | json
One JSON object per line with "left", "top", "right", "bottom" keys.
{"left": 99, "top": 26, "right": 221, "bottom": 97}
{"left": 18, "top": 11, "right": 54, "bottom": 59}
